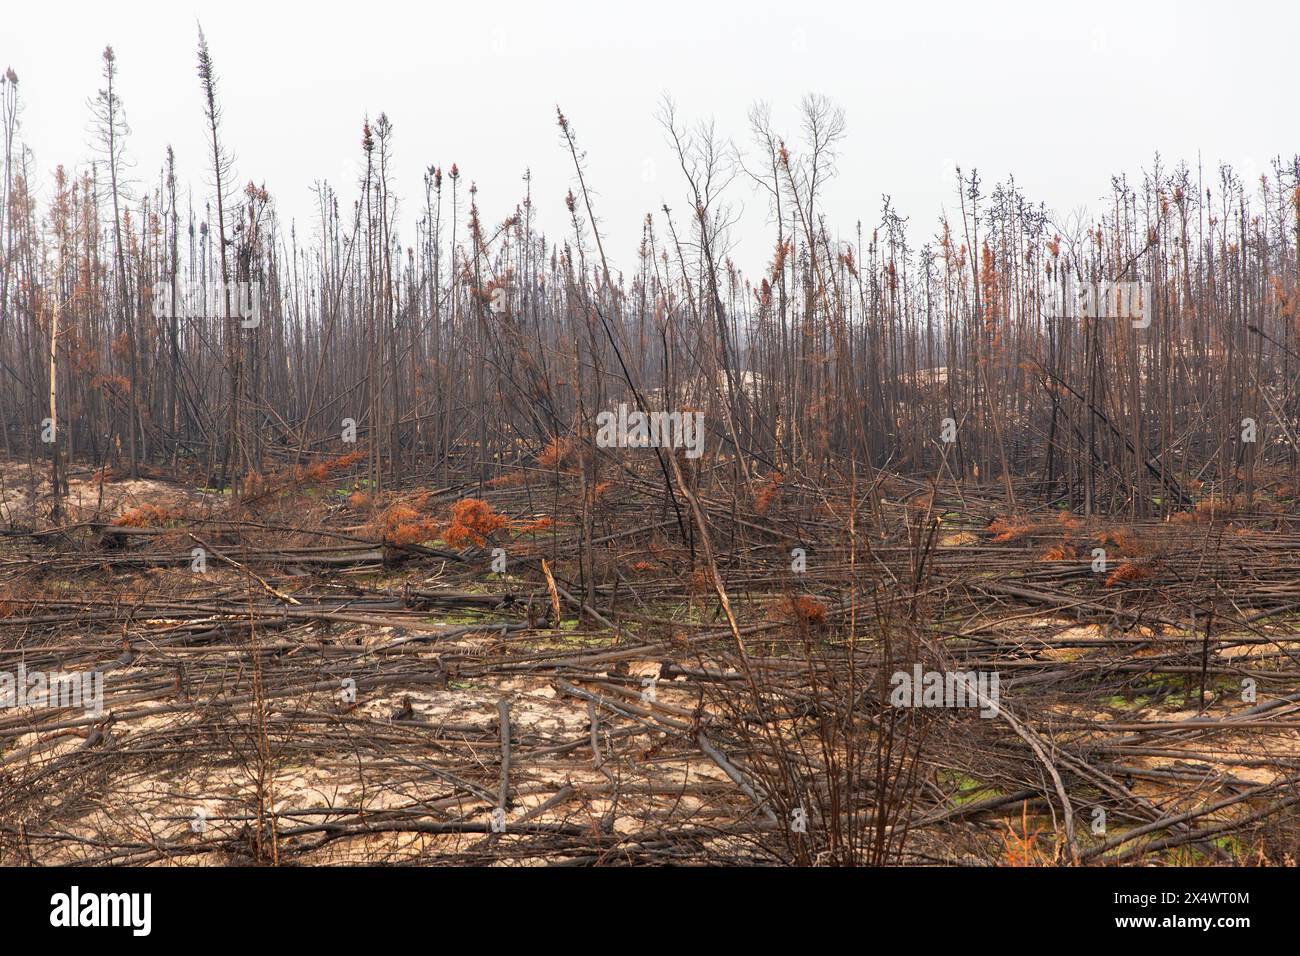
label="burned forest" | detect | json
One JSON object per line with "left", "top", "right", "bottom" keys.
{"left": 1, "top": 27, "right": 1299, "bottom": 875}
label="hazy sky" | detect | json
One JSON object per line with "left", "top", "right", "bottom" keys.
{"left": 6, "top": 0, "right": 1296, "bottom": 274}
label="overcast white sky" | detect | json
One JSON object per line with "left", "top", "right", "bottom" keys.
{"left": 5, "top": 0, "right": 1296, "bottom": 273}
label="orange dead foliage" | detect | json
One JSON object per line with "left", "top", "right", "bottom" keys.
{"left": 91, "top": 373, "right": 132, "bottom": 395}
{"left": 1170, "top": 496, "right": 1244, "bottom": 524}
{"left": 373, "top": 502, "right": 439, "bottom": 547}
{"left": 991, "top": 511, "right": 1085, "bottom": 549}
{"left": 989, "top": 516, "right": 1032, "bottom": 542}
{"left": 755, "top": 471, "right": 784, "bottom": 515}
{"left": 907, "top": 493, "right": 934, "bottom": 515}
{"left": 301, "top": 450, "right": 367, "bottom": 484}
{"left": 444, "top": 498, "right": 509, "bottom": 548}
{"left": 514, "top": 516, "right": 553, "bottom": 535}
{"left": 1055, "top": 510, "right": 1083, "bottom": 532}
{"left": 783, "top": 594, "right": 828, "bottom": 628}
{"left": 999, "top": 802, "right": 1052, "bottom": 866}
{"left": 537, "top": 437, "right": 574, "bottom": 470}
{"left": 1039, "top": 543, "right": 1076, "bottom": 561}
{"left": 1104, "top": 561, "right": 1156, "bottom": 588}
{"left": 240, "top": 472, "right": 271, "bottom": 497}
{"left": 1097, "top": 527, "right": 1147, "bottom": 557}
{"left": 688, "top": 568, "right": 713, "bottom": 594}
{"left": 243, "top": 449, "right": 370, "bottom": 501}
{"left": 112, "top": 504, "right": 175, "bottom": 527}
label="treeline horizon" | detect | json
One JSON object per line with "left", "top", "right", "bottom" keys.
{"left": 3, "top": 33, "right": 1299, "bottom": 520}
